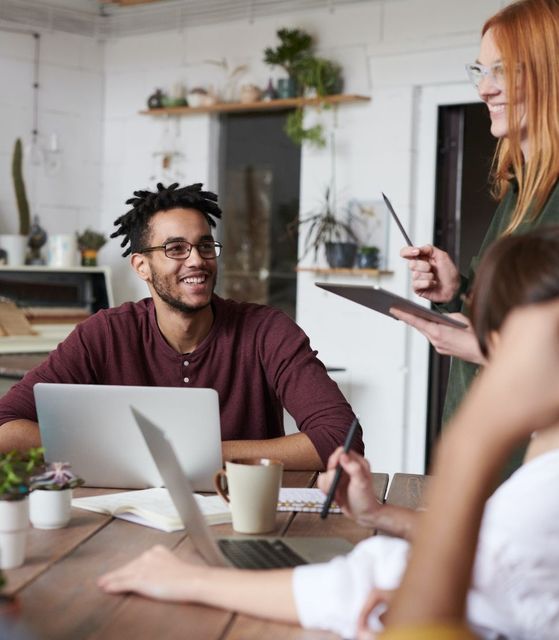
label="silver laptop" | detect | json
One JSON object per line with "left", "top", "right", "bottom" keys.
{"left": 34, "top": 383, "right": 222, "bottom": 491}
{"left": 132, "top": 405, "right": 354, "bottom": 569}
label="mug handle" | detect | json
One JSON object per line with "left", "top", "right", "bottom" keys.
{"left": 214, "top": 469, "right": 230, "bottom": 503}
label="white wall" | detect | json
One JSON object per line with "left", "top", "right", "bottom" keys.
{"left": 0, "top": 28, "right": 104, "bottom": 237}
{"left": 1, "top": 0, "right": 506, "bottom": 475}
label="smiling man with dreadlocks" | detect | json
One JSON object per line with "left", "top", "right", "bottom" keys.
{"left": 0, "top": 182, "right": 363, "bottom": 469}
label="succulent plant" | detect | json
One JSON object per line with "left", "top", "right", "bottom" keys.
{"left": 76, "top": 228, "right": 107, "bottom": 251}
{"left": 30, "top": 462, "right": 84, "bottom": 491}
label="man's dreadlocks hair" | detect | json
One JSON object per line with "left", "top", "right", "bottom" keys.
{"left": 111, "top": 182, "right": 222, "bottom": 257}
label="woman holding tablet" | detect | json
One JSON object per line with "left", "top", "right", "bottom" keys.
{"left": 396, "top": 0, "right": 559, "bottom": 425}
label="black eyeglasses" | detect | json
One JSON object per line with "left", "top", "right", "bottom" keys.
{"left": 140, "top": 240, "right": 223, "bottom": 260}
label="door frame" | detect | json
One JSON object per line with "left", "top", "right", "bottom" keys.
{"left": 404, "top": 82, "right": 480, "bottom": 472}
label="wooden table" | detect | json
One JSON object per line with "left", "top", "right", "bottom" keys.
{"left": 1, "top": 471, "right": 427, "bottom": 640}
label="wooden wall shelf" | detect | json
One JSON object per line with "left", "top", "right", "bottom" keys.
{"left": 296, "top": 267, "right": 393, "bottom": 277}
{"left": 139, "top": 94, "right": 370, "bottom": 116}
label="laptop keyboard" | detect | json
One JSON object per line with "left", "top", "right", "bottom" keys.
{"left": 218, "top": 538, "right": 308, "bottom": 569}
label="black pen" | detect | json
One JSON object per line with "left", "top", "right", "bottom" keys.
{"left": 320, "top": 417, "right": 360, "bottom": 519}
{"left": 382, "top": 191, "right": 447, "bottom": 315}
{"left": 382, "top": 192, "right": 413, "bottom": 247}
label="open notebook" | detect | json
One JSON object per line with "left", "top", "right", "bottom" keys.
{"left": 72, "top": 488, "right": 231, "bottom": 532}
{"left": 72, "top": 487, "right": 341, "bottom": 532}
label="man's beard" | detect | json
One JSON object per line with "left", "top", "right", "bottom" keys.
{"left": 151, "top": 271, "right": 216, "bottom": 314}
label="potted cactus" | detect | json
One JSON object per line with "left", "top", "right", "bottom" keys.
{"left": 0, "top": 139, "right": 31, "bottom": 265}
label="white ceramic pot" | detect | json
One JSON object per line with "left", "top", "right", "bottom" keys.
{"left": 0, "top": 234, "right": 27, "bottom": 266}
{"left": 29, "top": 489, "right": 72, "bottom": 529}
{"left": 0, "top": 497, "right": 29, "bottom": 569}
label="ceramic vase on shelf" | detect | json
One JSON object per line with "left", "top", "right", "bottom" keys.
{"left": 29, "top": 489, "right": 72, "bottom": 530}
{"left": 276, "top": 77, "right": 298, "bottom": 99}
{"left": 0, "top": 234, "right": 27, "bottom": 266}
{"left": 0, "top": 498, "right": 29, "bottom": 569}
{"left": 147, "top": 89, "right": 165, "bottom": 109}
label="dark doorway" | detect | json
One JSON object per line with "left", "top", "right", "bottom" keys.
{"left": 217, "top": 110, "right": 301, "bottom": 318}
{"left": 425, "top": 102, "right": 497, "bottom": 467}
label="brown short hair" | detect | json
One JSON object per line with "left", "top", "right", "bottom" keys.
{"left": 470, "top": 225, "right": 559, "bottom": 356}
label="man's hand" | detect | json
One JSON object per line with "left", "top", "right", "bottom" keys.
{"left": 317, "top": 448, "right": 381, "bottom": 525}
{"left": 400, "top": 245, "right": 460, "bottom": 303}
{"left": 390, "top": 309, "right": 486, "bottom": 364}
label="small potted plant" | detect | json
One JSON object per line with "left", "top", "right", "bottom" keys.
{"left": 29, "top": 462, "right": 84, "bottom": 530}
{"left": 0, "top": 139, "right": 31, "bottom": 266}
{"left": 293, "top": 186, "right": 358, "bottom": 268}
{"left": 0, "top": 448, "right": 43, "bottom": 569}
{"left": 76, "top": 228, "right": 107, "bottom": 266}
{"left": 263, "top": 28, "right": 313, "bottom": 98}
{"left": 356, "top": 246, "right": 380, "bottom": 269}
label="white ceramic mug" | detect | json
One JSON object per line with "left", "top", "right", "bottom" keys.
{"left": 214, "top": 458, "right": 283, "bottom": 534}
{"left": 47, "top": 234, "right": 77, "bottom": 267}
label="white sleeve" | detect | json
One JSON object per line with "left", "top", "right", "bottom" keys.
{"left": 292, "top": 535, "right": 409, "bottom": 638}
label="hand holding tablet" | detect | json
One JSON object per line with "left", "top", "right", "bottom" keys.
{"left": 315, "top": 283, "right": 468, "bottom": 329}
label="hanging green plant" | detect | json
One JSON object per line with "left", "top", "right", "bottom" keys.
{"left": 294, "top": 57, "right": 343, "bottom": 97}
{"left": 285, "top": 109, "right": 326, "bottom": 148}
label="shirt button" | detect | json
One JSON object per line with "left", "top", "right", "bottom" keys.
{"left": 183, "top": 360, "right": 189, "bottom": 366}
{"left": 183, "top": 377, "right": 190, "bottom": 383}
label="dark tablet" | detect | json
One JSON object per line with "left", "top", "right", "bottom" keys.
{"left": 315, "top": 282, "right": 468, "bottom": 329}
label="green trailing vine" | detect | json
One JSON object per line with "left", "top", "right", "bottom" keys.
{"left": 285, "top": 109, "right": 327, "bottom": 148}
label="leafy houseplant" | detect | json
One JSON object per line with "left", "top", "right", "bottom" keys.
{"left": 263, "top": 28, "right": 313, "bottom": 97}
{"left": 294, "top": 56, "right": 343, "bottom": 97}
{"left": 294, "top": 187, "right": 358, "bottom": 267}
{"left": 76, "top": 228, "right": 107, "bottom": 266}
{"left": 0, "top": 447, "right": 44, "bottom": 569}
{"left": 0, "top": 448, "right": 44, "bottom": 501}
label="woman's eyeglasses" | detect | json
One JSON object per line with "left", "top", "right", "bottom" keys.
{"left": 465, "top": 62, "right": 506, "bottom": 88}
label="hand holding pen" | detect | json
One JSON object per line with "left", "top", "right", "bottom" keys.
{"left": 383, "top": 193, "right": 459, "bottom": 310}
{"left": 320, "top": 417, "right": 361, "bottom": 519}
{"left": 317, "top": 435, "right": 382, "bottom": 524}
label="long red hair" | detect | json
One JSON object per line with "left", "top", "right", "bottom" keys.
{"left": 483, "top": 0, "right": 559, "bottom": 233}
